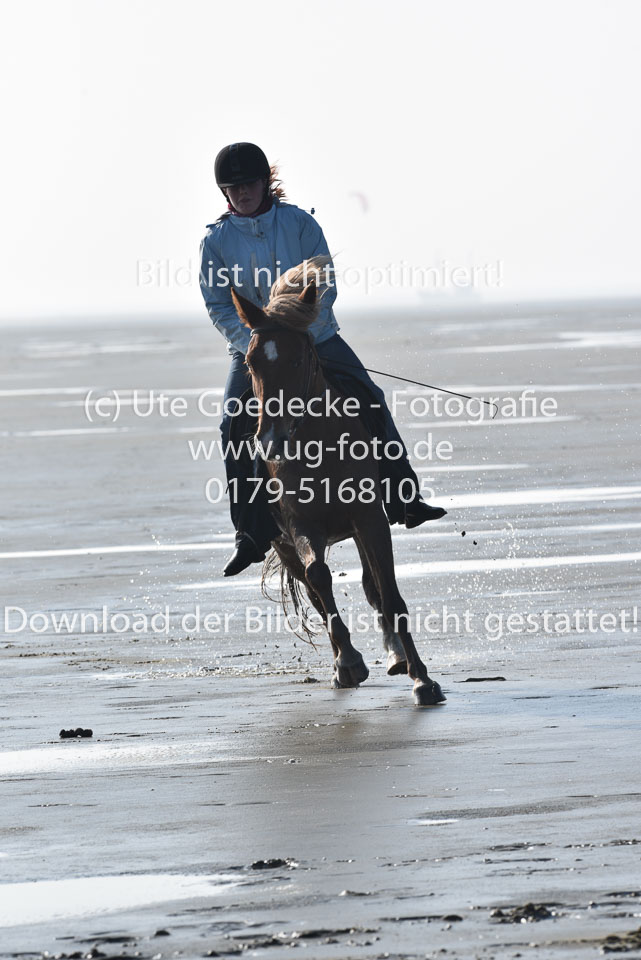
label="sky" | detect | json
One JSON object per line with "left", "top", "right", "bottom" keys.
{"left": 1, "top": 0, "right": 640, "bottom": 318}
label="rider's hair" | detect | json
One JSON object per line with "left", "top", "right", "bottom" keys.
{"left": 268, "top": 164, "right": 287, "bottom": 200}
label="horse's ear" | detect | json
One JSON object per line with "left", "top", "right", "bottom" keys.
{"left": 299, "top": 281, "right": 317, "bottom": 305}
{"left": 231, "top": 288, "right": 266, "bottom": 329}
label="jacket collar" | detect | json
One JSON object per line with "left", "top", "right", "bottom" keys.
{"left": 228, "top": 193, "right": 273, "bottom": 218}
{"left": 228, "top": 202, "right": 276, "bottom": 232}
{"left": 208, "top": 197, "right": 280, "bottom": 232}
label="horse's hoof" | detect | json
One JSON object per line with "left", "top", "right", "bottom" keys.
{"left": 386, "top": 650, "right": 408, "bottom": 676}
{"left": 334, "top": 654, "right": 369, "bottom": 688}
{"left": 413, "top": 679, "right": 446, "bottom": 706}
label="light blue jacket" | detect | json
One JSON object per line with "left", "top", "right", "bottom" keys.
{"left": 199, "top": 199, "right": 340, "bottom": 355}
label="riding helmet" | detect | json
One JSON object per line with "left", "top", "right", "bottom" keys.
{"left": 215, "top": 142, "right": 270, "bottom": 188}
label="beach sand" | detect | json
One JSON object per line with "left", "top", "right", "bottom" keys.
{"left": 1, "top": 301, "right": 640, "bottom": 959}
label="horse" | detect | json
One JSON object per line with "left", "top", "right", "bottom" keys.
{"left": 230, "top": 258, "right": 445, "bottom": 706}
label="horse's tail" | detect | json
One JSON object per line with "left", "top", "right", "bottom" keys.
{"left": 261, "top": 550, "right": 323, "bottom": 648}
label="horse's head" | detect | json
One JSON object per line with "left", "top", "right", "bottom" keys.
{"left": 231, "top": 279, "right": 321, "bottom": 462}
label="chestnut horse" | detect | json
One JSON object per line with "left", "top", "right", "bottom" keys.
{"left": 230, "top": 259, "right": 445, "bottom": 706}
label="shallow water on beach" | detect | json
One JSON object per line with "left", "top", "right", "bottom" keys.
{"left": 1, "top": 301, "right": 640, "bottom": 959}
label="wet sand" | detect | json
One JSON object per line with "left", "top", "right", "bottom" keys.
{"left": 1, "top": 301, "right": 641, "bottom": 959}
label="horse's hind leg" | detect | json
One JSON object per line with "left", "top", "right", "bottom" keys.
{"left": 354, "top": 514, "right": 445, "bottom": 706}
{"left": 297, "top": 534, "right": 369, "bottom": 689}
{"left": 355, "top": 540, "right": 407, "bottom": 676}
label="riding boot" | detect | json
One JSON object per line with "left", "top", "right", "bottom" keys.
{"left": 404, "top": 499, "right": 447, "bottom": 528}
{"left": 223, "top": 532, "right": 266, "bottom": 577}
{"left": 380, "top": 460, "right": 447, "bottom": 527}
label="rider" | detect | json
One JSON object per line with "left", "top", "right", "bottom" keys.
{"left": 199, "top": 142, "right": 446, "bottom": 576}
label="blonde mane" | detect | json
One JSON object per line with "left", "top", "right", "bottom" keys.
{"left": 265, "top": 255, "right": 334, "bottom": 332}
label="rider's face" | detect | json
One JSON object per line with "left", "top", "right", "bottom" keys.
{"left": 226, "top": 178, "right": 266, "bottom": 215}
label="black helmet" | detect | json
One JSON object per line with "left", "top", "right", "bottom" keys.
{"left": 215, "top": 142, "right": 270, "bottom": 188}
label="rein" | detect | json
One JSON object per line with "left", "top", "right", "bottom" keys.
{"left": 320, "top": 359, "right": 499, "bottom": 419}
{"left": 291, "top": 337, "right": 321, "bottom": 436}
{"left": 248, "top": 328, "right": 499, "bottom": 422}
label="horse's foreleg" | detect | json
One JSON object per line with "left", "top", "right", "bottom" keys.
{"left": 297, "top": 535, "right": 369, "bottom": 688}
{"left": 273, "top": 539, "right": 327, "bottom": 620}
{"left": 355, "top": 540, "right": 408, "bottom": 676}
{"left": 354, "top": 515, "right": 445, "bottom": 706}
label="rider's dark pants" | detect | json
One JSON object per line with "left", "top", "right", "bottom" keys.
{"left": 220, "top": 334, "right": 423, "bottom": 551}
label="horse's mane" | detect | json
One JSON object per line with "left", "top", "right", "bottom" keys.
{"left": 264, "top": 255, "right": 333, "bottom": 332}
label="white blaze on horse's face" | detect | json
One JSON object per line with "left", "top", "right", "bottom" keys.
{"left": 248, "top": 329, "right": 311, "bottom": 461}
{"left": 263, "top": 340, "right": 278, "bottom": 362}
